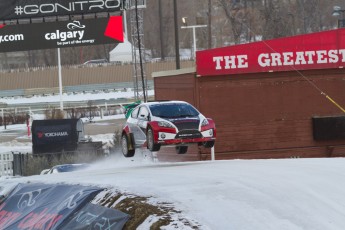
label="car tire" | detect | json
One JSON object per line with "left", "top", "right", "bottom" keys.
{"left": 176, "top": 146, "right": 188, "bottom": 154}
{"left": 203, "top": 141, "right": 215, "bottom": 148}
{"left": 147, "top": 127, "right": 161, "bottom": 152}
{"left": 121, "top": 134, "right": 135, "bottom": 157}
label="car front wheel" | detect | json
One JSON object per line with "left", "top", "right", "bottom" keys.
{"left": 147, "top": 128, "right": 161, "bottom": 152}
{"left": 121, "top": 134, "right": 135, "bottom": 157}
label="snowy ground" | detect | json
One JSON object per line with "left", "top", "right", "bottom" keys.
{"left": 2, "top": 154, "right": 345, "bottom": 229}
{"left": 1, "top": 92, "right": 345, "bottom": 229}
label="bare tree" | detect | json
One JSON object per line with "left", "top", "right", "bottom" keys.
{"left": 5, "top": 0, "right": 345, "bottom": 69}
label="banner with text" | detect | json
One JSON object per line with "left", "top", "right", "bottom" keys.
{"left": 196, "top": 28, "right": 345, "bottom": 76}
{"left": 0, "top": 16, "right": 123, "bottom": 52}
{"left": 61, "top": 203, "right": 130, "bottom": 230}
{"left": 0, "top": 0, "right": 124, "bottom": 20}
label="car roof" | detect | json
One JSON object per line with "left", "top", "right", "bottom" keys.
{"left": 141, "top": 100, "right": 189, "bottom": 106}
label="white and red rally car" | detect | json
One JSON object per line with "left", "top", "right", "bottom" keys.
{"left": 121, "top": 101, "right": 216, "bottom": 157}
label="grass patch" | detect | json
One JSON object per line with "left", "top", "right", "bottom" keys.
{"left": 94, "top": 189, "right": 201, "bottom": 230}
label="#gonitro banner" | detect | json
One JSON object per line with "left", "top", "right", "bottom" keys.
{"left": 0, "top": 0, "right": 124, "bottom": 20}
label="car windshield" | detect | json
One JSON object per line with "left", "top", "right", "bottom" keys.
{"left": 149, "top": 103, "right": 199, "bottom": 118}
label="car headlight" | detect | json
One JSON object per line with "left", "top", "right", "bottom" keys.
{"left": 157, "top": 121, "right": 174, "bottom": 128}
{"left": 201, "top": 119, "right": 209, "bottom": 127}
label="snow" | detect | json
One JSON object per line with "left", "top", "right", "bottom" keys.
{"left": 2, "top": 154, "right": 345, "bottom": 229}
{"left": 1, "top": 92, "right": 345, "bottom": 229}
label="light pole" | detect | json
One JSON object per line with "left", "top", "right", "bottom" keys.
{"left": 173, "top": 0, "right": 180, "bottom": 69}
{"left": 57, "top": 48, "right": 63, "bottom": 111}
{"left": 181, "top": 17, "right": 207, "bottom": 59}
{"left": 332, "top": 6, "right": 345, "bottom": 28}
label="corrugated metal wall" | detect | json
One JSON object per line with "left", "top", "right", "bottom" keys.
{"left": 0, "top": 60, "right": 195, "bottom": 90}
{"left": 154, "top": 68, "right": 345, "bottom": 160}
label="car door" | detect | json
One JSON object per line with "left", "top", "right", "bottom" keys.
{"left": 136, "top": 106, "right": 150, "bottom": 145}
{"left": 127, "top": 106, "right": 141, "bottom": 144}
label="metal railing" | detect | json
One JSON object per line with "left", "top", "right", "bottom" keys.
{"left": 64, "top": 81, "right": 153, "bottom": 94}
{"left": 0, "top": 89, "right": 25, "bottom": 98}
{"left": 0, "top": 81, "right": 154, "bottom": 99}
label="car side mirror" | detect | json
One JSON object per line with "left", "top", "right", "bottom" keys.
{"left": 140, "top": 114, "right": 148, "bottom": 120}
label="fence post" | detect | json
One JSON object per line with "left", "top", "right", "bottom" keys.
{"left": 211, "top": 146, "right": 215, "bottom": 161}
{"left": 0, "top": 154, "right": 3, "bottom": 176}
{"left": 0, "top": 152, "right": 14, "bottom": 177}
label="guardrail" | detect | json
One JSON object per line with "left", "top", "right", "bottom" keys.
{"left": 0, "top": 81, "right": 154, "bottom": 98}
{"left": 64, "top": 81, "right": 153, "bottom": 93}
{"left": 24, "top": 87, "right": 61, "bottom": 96}
{"left": 0, "top": 89, "right": 25, "bottom": 98}
{"left": 0, "top": 152, "right": 13, "bottom": 177}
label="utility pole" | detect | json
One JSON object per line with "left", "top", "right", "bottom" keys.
{"left": 173, "top": 0, "right": 180, "bottom": 69}
{"left": 181, "top": 22, "right": 207, "bottom": 59}
{"left": 208, "top": 0, "right": 212, "bottom": 49}
{"left": 159, "top": 0, "right": 165, "bottom": 60}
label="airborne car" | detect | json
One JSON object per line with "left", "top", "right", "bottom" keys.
{"left": 121, "top": 101, "right": 216, "bottom": 157}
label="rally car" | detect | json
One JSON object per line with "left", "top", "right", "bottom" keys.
{"left": 121, "top": 101, "right": 216, "bottom": 157}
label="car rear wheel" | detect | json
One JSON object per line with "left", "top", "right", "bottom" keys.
{"left": 121, "top": 134, "right": 135, "bottom": 157}
{"left": 147, "top": 128, "right": 161, "bottom": 152}
{"left": 176, "top": 146, "right": 188, "bottom": 154}
{"left": 203, "top": 141, "right": 215, "bottom": 148}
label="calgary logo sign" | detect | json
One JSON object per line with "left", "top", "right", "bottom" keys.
{"left": 45, "top": 21, "right": 86, "bottom": 45}
{"left": 0, "top": 16, "right": 123, "bottom": 52}
{"left": 0, "top": 0, "right": 124, "bottom": 20}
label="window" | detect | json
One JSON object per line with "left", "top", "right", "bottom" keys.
{"left": 131, "top": 107, "right": 139, "bottom": 118}
{"left": 149, "top": 103, "right": 199, "bottom": 118}
{"left": 138, "top": 106, "right": 149, "bottom": 120}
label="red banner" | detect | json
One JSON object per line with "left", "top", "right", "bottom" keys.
{"left": 196, "top": 28, "right": 345, "bottom": 76}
